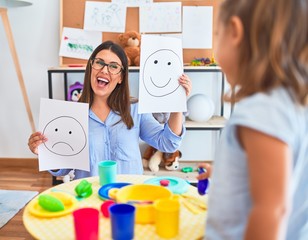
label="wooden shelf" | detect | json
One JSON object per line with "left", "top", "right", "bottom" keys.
{"left": 185, "top": 115, "right": 227, "bottom": 130}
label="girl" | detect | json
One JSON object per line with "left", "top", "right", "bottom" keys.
{"left": 204, "top": 0, "right": 308, "bottom": 239}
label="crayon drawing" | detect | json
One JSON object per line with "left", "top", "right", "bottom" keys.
{"left": 84, "top": 1, "right": 126, "bottom": 33}
{"left": 112, "top": 0, "right": 152, "bottom": 7}
{"left": 59, "top": 27, "right": 101, "bottom": 60}
{"left": 139, "top": 2, "right": 182, "bottom": 33}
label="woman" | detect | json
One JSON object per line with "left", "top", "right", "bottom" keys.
{"left": 28, "top": 41, "right": 192, "bottom": 179}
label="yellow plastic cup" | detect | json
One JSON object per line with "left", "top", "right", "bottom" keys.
{"left": 154, "top": 198, "right": 180, "bottom": 238}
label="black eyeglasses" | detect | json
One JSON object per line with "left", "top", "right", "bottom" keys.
{"left": 91, "top": 58, "right": 123, "bottom": 75}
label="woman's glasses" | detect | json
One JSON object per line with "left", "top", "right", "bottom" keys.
{"left": 91, "top": 58, "right": 123, "bottom": 75}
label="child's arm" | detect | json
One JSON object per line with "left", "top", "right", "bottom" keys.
{"left": 238, "top": 126, "right": 291, "bottom": 240}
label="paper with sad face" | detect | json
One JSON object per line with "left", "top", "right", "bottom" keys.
{"left": 38, "top": 98, "right": 89, "bottom": 171}
{"left": 138, "top": 35, "right": 187, "bottom": 113}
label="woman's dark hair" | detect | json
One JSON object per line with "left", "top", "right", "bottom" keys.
{"left": 79, "top": 41, "right": 135, "bottom": 128}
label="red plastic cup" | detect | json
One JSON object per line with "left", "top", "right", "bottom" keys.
{"left": 73, "top": 207, "right": 99, "bottom": 240}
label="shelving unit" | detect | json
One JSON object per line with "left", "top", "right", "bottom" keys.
{"left": 47, "top": 65, "right": 226, "bottom": 129}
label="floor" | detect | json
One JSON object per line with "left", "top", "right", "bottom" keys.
{"left": 0, "top": 158, "right": 52, "bottom": 240}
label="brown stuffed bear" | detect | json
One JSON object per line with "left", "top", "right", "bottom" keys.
{"left": 142, "top": 145, "right": 182, "bottom": 172}
{"left": 118, "top": 31, "right": 141, "bottom": 66}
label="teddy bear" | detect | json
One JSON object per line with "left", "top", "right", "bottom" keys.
{"left": 142, "top": 145, "right": 182, "bottom": 172}
{"left": 118, "top": 30, "right": 141, "bottom": 66}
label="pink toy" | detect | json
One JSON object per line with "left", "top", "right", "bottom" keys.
{"left": 160, "top": 179, "right": 170, "bottom": 187}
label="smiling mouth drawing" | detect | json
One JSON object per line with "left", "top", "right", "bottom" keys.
{"left": 52, "top": 142, "right": 74, "bottom": 151}
{"left": 150, "top": 77, "right": 171, "bottom": 88}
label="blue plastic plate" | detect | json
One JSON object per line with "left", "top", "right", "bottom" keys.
{"left": 98, "top": 182, "right": 131, "bottom": 200}
{"left": 143, "top": 176, "right": 189, "bottom": 194}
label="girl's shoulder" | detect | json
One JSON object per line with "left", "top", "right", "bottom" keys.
{"left": 236, "top": 87, "right": 292, "bottom": 113}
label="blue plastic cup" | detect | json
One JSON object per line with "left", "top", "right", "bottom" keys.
{"left": 109, "top": 204, "right": 136, "bottom": 240}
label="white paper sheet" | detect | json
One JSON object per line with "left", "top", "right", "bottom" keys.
{"left": 139, "top": 2, "right": 182, "bottom": 33}
{"left": 59, "top": 27, "right": 101, "bottom": 60}
{"left": 38, "top": 98, "right": 89, "bottom": 172}
{"left": 138, "top": 34, "right": 186, "bottom": 114}
{"left": 112, "top": 0, "right": 152, "bottom": 7}
{"left": 84, "top": 1, "right": 126, "bottom": 33}
{"left": 182, "top": 6, "right": 213, "bottom": 49}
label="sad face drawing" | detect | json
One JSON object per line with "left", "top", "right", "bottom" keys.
{"left": 142, "top": 49, "right": 182, "bottom": 97}
{"left": 43, "top": 116, "right": 87, "bottom": 156}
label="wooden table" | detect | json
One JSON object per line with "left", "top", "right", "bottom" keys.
{"left": 23, "top": 175, "right": 208, "bottom": 240}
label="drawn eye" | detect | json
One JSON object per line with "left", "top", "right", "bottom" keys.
{"left": 69, "top": 131, "right": 72, "bottom": 134}
{"left": 154, "top": 60, "right": 158, "bottom": 64}
{"left": 167, "top": 62, "right": 171, "bottom": 65}
{"left": 55, "top": 128, "right": 58, "bottom": 132}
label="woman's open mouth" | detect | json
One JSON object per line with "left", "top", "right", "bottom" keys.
{"left": 97, "top": 77, "right": 109, "bottom": 86}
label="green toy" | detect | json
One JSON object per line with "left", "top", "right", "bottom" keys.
{"left": 74, "top": 179, "right": 93, "bottom": 198}
{"left": 38, "top": 194, "right": 65, "bottom": 212}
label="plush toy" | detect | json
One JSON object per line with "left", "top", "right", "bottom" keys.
{"left": 68, "top": 81, "right": 83, "bottom": 101}
{"left": 118, "top": 31, "right": 141, "bottom": 66}
{"left": 142, "top": 145, "right": 182, "bottom": 172}
{"left": 62, "top": 170, "right": 75, "bottom": 183}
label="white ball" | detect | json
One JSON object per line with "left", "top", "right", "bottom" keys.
{"left": 187, "top": 94, "right": 215, "bottom": 122}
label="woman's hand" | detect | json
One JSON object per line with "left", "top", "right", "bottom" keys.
{"left": 28, "top": 132, "right": 47, "bottom": 155}
{"left": 179, "top": 73, "right": 192, "bottom": 97}
{"left": 167, "top": 74, "right": 192, "bottom": 135}
{"left": 196, "top": 163, "right": 212, "bottom": 180}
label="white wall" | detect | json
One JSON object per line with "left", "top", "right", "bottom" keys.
{"left": 0, "top": 1, "right": 60, "bottom": 158}
{"left": 0, "top": 1, "right": 231, "bottom": 159}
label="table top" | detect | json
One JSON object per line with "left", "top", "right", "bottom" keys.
{"left": 23, "top": 174, "right": 207, "bottom": 240}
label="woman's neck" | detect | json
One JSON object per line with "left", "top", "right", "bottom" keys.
{"left": 91, "top": 98, "right": 111, "bottom": 122}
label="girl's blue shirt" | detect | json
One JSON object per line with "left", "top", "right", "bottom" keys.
{"left": 49, "top": 103, "right": 185, "bottom": 179}
{"left": 205, "top": 87, "right": 308, "bottom": 240}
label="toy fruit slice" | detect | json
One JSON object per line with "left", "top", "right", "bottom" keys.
{"left": 38, "top": 194, "right": 65, "bottom": 212}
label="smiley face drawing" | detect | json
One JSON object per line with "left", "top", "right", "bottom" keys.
{"left": 43, "top": 116, "right": 87, "bottom": 156}
{"left": 143, "top": 49, "right": 182, "bottom": 97}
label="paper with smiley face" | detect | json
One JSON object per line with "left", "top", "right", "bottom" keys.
{"left": 138, "top": 34, "right": 187, "bottom": 113}
{"left": 38, "top": 98, "right": 89, "bottom": 171}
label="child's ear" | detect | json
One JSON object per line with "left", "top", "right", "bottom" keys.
{"left": 229, "top": 16, "right": 244, "bottom": 47}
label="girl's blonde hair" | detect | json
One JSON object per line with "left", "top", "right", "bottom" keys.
{"left": 220, "top": 0, "right": 308, "bottom": 105}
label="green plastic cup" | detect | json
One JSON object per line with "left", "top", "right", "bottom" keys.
{"left": 98, "top": 160, "right": 117, "bottom": 186}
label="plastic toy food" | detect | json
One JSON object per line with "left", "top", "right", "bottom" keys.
{"left": 159, "top": 179, "right": 170, "bottom": 187}
{"left": 38, "top": 194, "right": 65, "bottom": 212}
{"left": 75, "top": 179, "right": 93, "bottom": 198}
{"left": 197, "top": 168, "right": 210, "bottom": 195}
{"left": 181, "top": 167, "right": 193, "bottom": 173}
